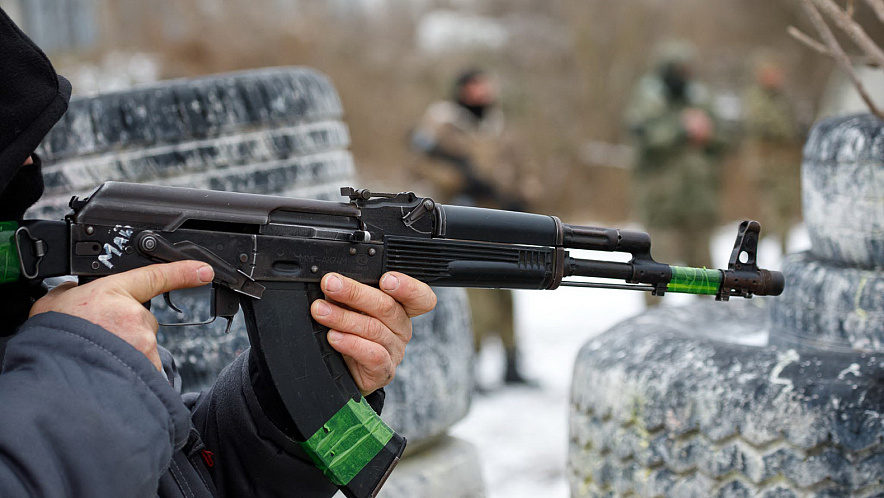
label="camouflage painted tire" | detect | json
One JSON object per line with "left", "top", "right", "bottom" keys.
{"left": 802, "top": 114, "right": 884, "bottom": 269}
{"left": 29, "top": 67, "right": 351, "bottom": 219}
{"left": 569, "top": 301, "right": 884, "bottom": 497}
{"left": 770, "top": 253, "right": 884, "bottom": 353}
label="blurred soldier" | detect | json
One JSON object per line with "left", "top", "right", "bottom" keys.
{"left": 411, "top": 69, "right": 534, "bottom": 386}
{"left": 625, "top": 41, "right": 726, "bottom": 307}
{"left": 742, "top": 53, "right": 802, "bottom": 254}
{"left": 410, "top": 69, "right": 529, "bottom": 211}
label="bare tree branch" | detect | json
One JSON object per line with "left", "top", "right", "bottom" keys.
{"left": 788, "top": 25, "right": 881, "bottom": 67}
{"left": 812, "top": 0, "right": 884, "bottom": 68}
{"left": 789, "top": 25, "right": 835, "bottom": 54}
{"left": 799, "top": 0, "right": 884, "bottom": 119}
{"left": 846, "top": 0, "right": 856, "bottom": 17}
{"left": 862, "top": 0, "right": 884, "bottom": 22}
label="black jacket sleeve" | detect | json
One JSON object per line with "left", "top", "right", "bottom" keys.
{"left": 0, "top": 312, "right": 191, "bottom": 498}
{"left": 187, "top": 349, "right": 342, "bottom": 497}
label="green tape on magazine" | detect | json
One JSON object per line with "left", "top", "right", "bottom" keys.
{"left": 300, "top": 397, "right": 394, "bottom": 486}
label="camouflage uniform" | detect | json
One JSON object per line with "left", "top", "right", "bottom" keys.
{"left": 411, "top": 98, "right": 525, "bottom": 381}
{"left": 741, "top": 84, "right": 801, "bottom": 254}
{"left": 411, "top": 101, "right": 524, "bottom": 208}
{"left": 626, "top": 47, "right": 726, "bottom": 305}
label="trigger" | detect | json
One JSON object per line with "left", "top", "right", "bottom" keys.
{"left": 211, "top": 286, "right": 241, "bottom": 334}
{"left": 164, "top": 292, "right": 184, "bottom": 313}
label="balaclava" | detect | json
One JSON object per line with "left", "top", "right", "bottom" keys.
{"left": 0, "top": 7, "right": 72, "bottom": 335}
{"left": 660, "top": 62, "right": 689, "bottom": 104}
{"left": 453, "top": 69, "right": 491, "bottom": 121}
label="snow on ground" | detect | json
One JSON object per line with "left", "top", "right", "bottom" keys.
{"left": 450, "top": 285, "right": 642, "bottom": 498}
{"left": 449, "top": 223, "right": 810, "bottom": 498}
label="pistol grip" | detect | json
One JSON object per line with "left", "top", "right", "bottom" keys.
{"left": 241, "top": 282, "right": 405, "bottom": 498}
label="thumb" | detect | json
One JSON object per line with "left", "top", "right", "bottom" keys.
{"left": 102, "top": 261, "right": 215, "bottom": 303}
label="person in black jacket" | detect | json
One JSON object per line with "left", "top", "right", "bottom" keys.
{"left": 0, "top": 8, "right": 436, "bottom": 497}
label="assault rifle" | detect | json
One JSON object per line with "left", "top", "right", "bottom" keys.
{"left": 1, "top": 182, "right": 784, "bottom": 498}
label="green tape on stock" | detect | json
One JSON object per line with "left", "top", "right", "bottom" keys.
{"left": 668, "top": 266, "right": 721, "bottom": 295}
{"left": 0, "top": 222, "right": 20, "bottom": 284}
{"left": 300, "top": 397, "right": 394, "bottom": 486}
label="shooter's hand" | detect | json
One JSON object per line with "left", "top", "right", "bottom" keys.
{"left": 311, "top": 272, "right": 437, "bottom": 395}
{"left": 29, "top": 261, "right": 215, "bottom": 371}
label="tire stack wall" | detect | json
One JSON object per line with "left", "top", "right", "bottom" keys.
{"left": 32, "top": 67, "right": 481, "bottom": 496}
{"left": 568, "top": 114, "right": 884, "bottom": 497}
{"left": 770, "top": 113, "right": 884, "bottom": 353}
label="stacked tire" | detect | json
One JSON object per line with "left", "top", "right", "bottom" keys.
{"left": 568, "top": 113, "right": 884, "bottom": 497}
{"left": 33, "top": 67, "right": 354, "bottom": 220}
{"left": 33, "top": 68, "right": 481, "bottom": 496}
{"left": 771, "top": 114, "right": 884, "bottom": 353}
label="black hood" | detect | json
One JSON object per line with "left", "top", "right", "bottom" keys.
{"left": 0, "top": 7, "right": 71, "bottom": 216}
